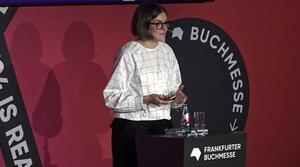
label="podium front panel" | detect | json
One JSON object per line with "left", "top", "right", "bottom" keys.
{"left": 136, "top": 132, "right": 246, "bottom": 167}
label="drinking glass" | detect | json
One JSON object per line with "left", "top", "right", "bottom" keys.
{"left": 194, "top": 111, "right": 206, "bottom": 136}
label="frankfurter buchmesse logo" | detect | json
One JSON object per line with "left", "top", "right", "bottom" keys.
{"left": 172, "top": 27, "right": 184, "bottom": 40}
{"left": 190, "top": 143, "right": 242, "bottom": 162}
{"left": 167, "top": 18, "right": 249, "bottom": 134}
{"left": 0, "top": 7, "right": 9, "bottom": 14}
{"left": 190, "top": 147, "right": 201, "bottom": 161}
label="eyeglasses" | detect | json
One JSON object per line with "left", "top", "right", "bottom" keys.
{"left": 149, "top": 21, "right": 171, "bottom": 30}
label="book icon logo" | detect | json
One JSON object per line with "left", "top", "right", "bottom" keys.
{"left": 0, "top": 7, "right": 9, "bottom": 15}
{"left": 190, "top": 148, "right": 201, "bottom": 161}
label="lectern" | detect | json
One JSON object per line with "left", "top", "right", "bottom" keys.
{"left": 135, "top": 132, "right": 246, "bottom": 167}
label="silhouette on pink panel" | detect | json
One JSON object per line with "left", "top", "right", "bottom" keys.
{"left": 8, "top": 22, "right": 62, "bottom": 167}
{"left": 50, "top": 21, "right": 112, "bottom": 167}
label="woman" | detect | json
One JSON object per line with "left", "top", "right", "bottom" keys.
{"left": 103, "top": 2, "right": 188, "bottom": 167}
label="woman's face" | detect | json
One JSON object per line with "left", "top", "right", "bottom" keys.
{"left": 149, "top": 12, "right": 169, "bottom": 42}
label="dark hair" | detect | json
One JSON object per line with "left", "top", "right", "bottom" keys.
{"left": 131, "top": 3, "right": 167, "bottom": 40}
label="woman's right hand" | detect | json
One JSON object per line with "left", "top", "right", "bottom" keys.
{"left": 143, "top": 94, "right": 170, "bottom": 106}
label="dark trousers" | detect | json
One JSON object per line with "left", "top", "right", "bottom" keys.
{"left": 111, "top": 118, "right": 173, "bottom": 167}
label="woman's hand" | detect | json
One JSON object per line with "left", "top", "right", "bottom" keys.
{"left": 143, "top": 94, "right": 171, "bottom": 106}
{"left": 174, "top": 85, "right": 188, "bottom": 105}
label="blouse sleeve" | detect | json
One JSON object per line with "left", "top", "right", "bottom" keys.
{"left": 103, "top": 48, "right": 146, "bottom": 112}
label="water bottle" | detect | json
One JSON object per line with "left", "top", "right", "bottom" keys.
{"left": 180, "top": 104, "right": 191, "bottom": 137}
